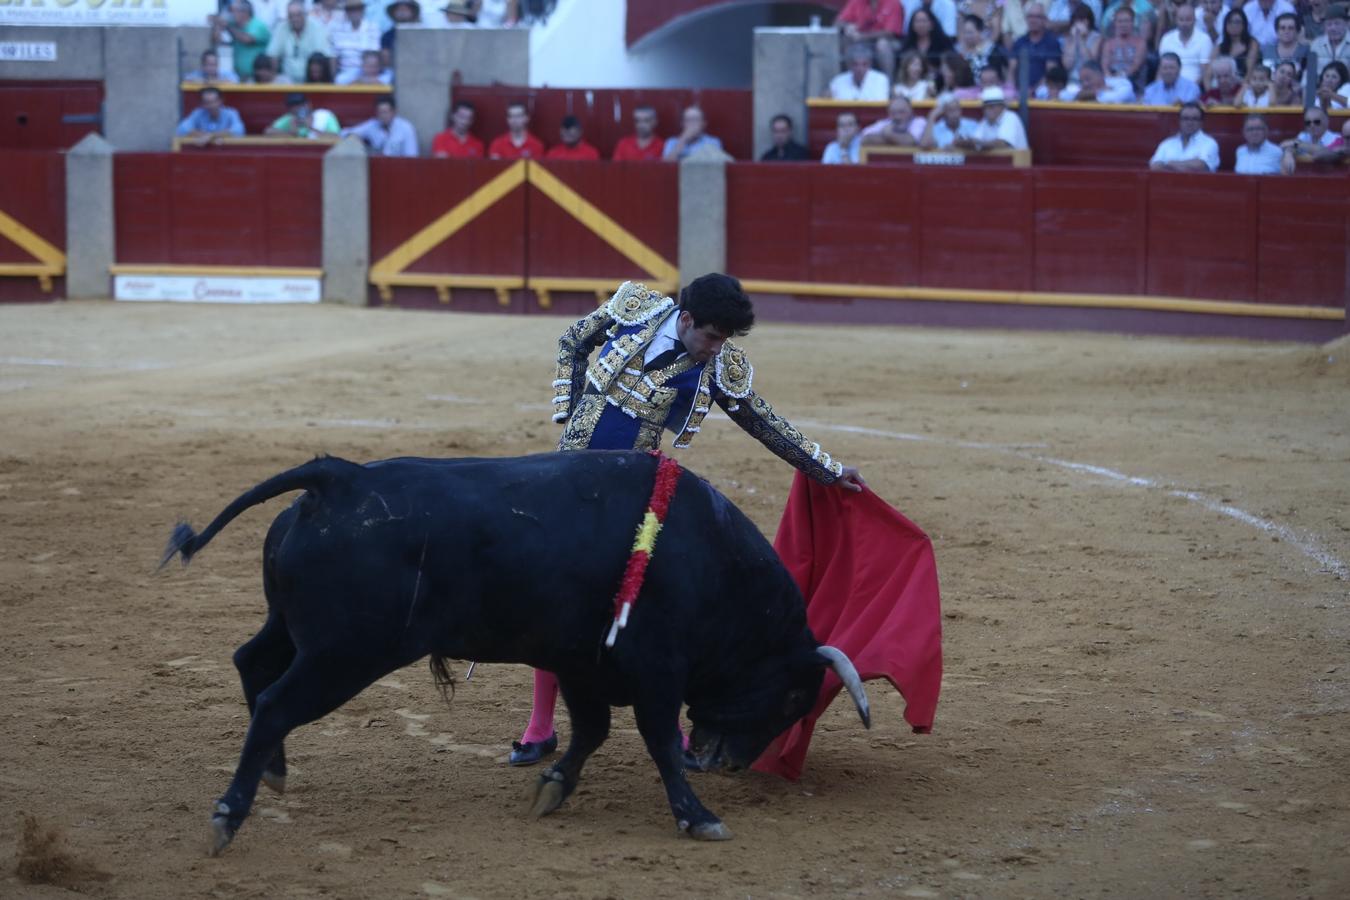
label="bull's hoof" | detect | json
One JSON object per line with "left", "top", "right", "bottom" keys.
{"left": 682, "top": 820, "right": 733, "bottom": 842}
{"left": 261, "top": 769, "right": 286, "bottom": 795}
{"left": 208, "top": 802, "right": 238, "bottom": 857}
{"left": 526, "top": 768, "right": 567, "bottom": 819}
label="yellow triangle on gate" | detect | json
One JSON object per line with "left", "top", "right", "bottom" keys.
{"left": 0, "top": 208, "right": 66, "bottom": 292}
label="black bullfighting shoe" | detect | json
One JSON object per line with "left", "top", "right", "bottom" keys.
{"left": 509, "top": 732, "right": 559, "bottom": 766}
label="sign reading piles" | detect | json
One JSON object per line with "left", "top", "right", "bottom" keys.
{"left": 0, "top": 1, "right": 216, "bottom": 28}
{"left": 114, "top": 275, "right": 322, "bottom": 305}
{"left": 0, "top": 41, "right": 56, "bottom": 61}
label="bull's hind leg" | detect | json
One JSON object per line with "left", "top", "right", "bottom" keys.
{"left": 528, "top": 680, "right": 610, "bottom": 818}
{"left": 633, "top": 697, "right": 731, "bottom": 841}
{"left": 209, "top": 651, "right": 391, "bottom": 856}
{"left": 232, "top": 612, "right": 295, "bottom": 794}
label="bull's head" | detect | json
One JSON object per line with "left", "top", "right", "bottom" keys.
{"left": 685, "top": 645, "right": 870, "bottom": 772}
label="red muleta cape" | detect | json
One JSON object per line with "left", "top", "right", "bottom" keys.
{"left": 753, "top": 471, "right": 944, "bottom": 781}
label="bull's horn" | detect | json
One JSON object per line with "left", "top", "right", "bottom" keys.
{"left": 817, "top": 646, "right": 871, "bottom": 729}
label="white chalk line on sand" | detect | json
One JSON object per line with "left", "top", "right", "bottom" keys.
{"left": 0, "top": 356, "right": 169, "bottom": 371}
{"left": 798, "top": 420, "right": 1348, "bottom": 581}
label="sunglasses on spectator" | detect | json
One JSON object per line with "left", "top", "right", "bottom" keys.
{"left": 1305, "top": 118, "right": 1324, "bottom": 125}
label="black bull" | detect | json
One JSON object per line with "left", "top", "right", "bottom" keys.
{"left": 162, "top": 451, "right": 870, "bottom": 854}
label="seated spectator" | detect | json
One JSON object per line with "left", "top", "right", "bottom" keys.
{"left": 613, "top": 105, "right": 664, "bottom": 161}
{"left": 343, "top": 95, "right": 418, "bottom": 156}
{"left": 957, "top": 14, "right": 1008, "bottom": 82}
{"left": 545, "top": 115, "right": 600, "bottom": 160}
{"left": 1281, "top": 105, "right": 1344, "bottom": 162}
{"left": 1148, "top": 102, "right": 1220, "bottom": 171}
{"left": 250, "top": 55, "right": 292, "bottom": 84}
{"left": 431, "top": 100, "right": 485, "bottom": 158}
{"left": 176, "top": 87, "right": 245, "bottom": 143}
{"left": 1011, "top": 3, "right": 1063, "bottom": 87}
{"left": 860, "top": 96, "right": 928, "bottom": 147}
{"left": 977, "top": 57, "right": 1017, "bottom": 96}
{"left": 836, "top": 0, "right": 905, "bottom": 78}
{"left": 1201, "top": 55, "right": 1244, "bottom": 104}
{"left": 337, "top": 49, "right": 393, "bottom": 84}
{"left": 312, "top": 0, "right": 343, "bottom": 27}
{"left": 1047, "top": 0, "right": 1104, "bottom": 37}
{"left": 1211, "top": 9, "right": 1260, "bottom": 78}
{"left": 489, "top": 101, "right": 546, "bottom": 159}
{"left": 920, "top": 91, "right": 979, "bottom": 147}
{"left": 1142, "top": 52, "right": 1201, "bottom": 104}
{"left": 382, "top": 0, "right": 422, "bottom": 62}
{"left": 1100, "top": 0, "right": 1158, "bottom": 43}
{"left": 1035, "top": 64, "right": 1076, "bottom": 98}
{"left": 821, "top": 111, "right": 863, "bottom": 163}
{"left": 1238, "top": 63, "right": 1274, "bottom": 106}
{"left": 1159, "top": 4, "right": 1214, "bottom": 84}
{"left": 1234, "top": 114, "right": 1284, "bottom": 172}
{"left": 828, "top": 43, "right": 892, "bottom": 100}
{"left": 1316, "top": 60, "right": 1350, "bottom": 108}
{"left": 1099, "top": 6, "right": 1147, "bottom": 87}
{"left": 904, "top": 0, "right": 959, "bottom": 37}
{"left": 331, "top": 0, "right": 381, "bottom": 83}
{"left": 265, "top": 92, "right": 340, "bottom": 138}
{"left": 1260, "top": 13, "right": 1306, "bottom": 74}
{"left": 901, "top": 8, "right": 956, "bottom": 71}
{"left": 892, "top": 50, "right": 936, "bottom": 101}
{"left": 1308, "top": 5, "right": 1350, "bottom": 75}
{"left": 959, "top": 85, "right": 1029, "bottom": 150}
{"left": 1075, "top": 59, "right": 1137, "bottom": 100}
{"left": 305, "top": 51, "right": 335, "bottom": 83}
{"left": 268, "top": 2, "right": 333, "bottom": 83}
{"left": 184, "top": 49, "right": 240, "bottom": 84}
{"left": 963, "top": 0, "right": 1005, "bottom": 37}
{"left": 1242, "top": 0, "right": 1295, "bottom": 47}
{"left": 662, "top": 106, "right": 725, "bottom": 160}
{"left": 760, "top": 114, "right": 811, "bottom": 160}
{"left": 1059, "top": 4, "right": 1101, "bottom": 84}
{"left": 1270, "top": 60, "right": 1303, "bottom": 105}
{"left": 212, "top": 1, "right": 272, "bottom": 82}
{"left": 938, "top": 50, "right": 981, "bottom": 98}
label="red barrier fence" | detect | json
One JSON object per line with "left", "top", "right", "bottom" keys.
{"left": 807, "top": 100, "right": 1350, "bottom": 170}
{"left": 451, "top": 85, "right": 753, "bottom": 162}
{"left": 114, "top": 153, "right": 322, "bottom": 268}
{"left": 0, "top": 149, "right": 66, "bottom": 302}
{"left": 182, "top": 83, "right": 391, "bottom": 138}
{"left": 725, "top": 162, "right": 1349, "bottom": 309}
{"left": 0, "top": 80, "right": 102, "bottom": 150}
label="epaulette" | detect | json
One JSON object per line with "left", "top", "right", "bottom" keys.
{"left": 607, "top": 281, "right": 675, "bottom": 325}
{"left": 713, "top": 341, "right": 753, "bottom": 398}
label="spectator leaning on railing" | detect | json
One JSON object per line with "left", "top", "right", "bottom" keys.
{"left": 1143, "top": 52, "right": 1202, "bottom": 104}
{"left": 612, "top": 106, "right": 664, "bottom": 161}
{"left": 821, "top": 111, "right": 863, "bottom": 164}
{"left": 662, "top": 106, "right": 724, "bottom": 160}
{"left": 1279, "top": 104, "right": 1345, "bottom": 170}
{"left": 920, "top": 91, "right": 979, "bottom": 147}
{"left": 176, "top": 87, "right": 246, "bottom": 144}
{"left": 431, "top": 101, "right": 485, "bottom": 158}
{"left": 1149, "top": 102, "right": 1220, "bottom": 172}
{"left": 860, "top": 96, "right": 928, "bottom": 147}
{"left": 761, "top": 114, "right": 811, "bottom": 161}
{"left": 268, "top": 2, "right": 333, "bottom": 83}
{"left": 265, "top": 91, "right": 341, "bottom": 138}
{"left": 1234, "top": 114, "right": 1284, "bottom": 172}
{"left": 343, "top": 95, "right": 418, "bottom": 156}
{"left": 962, "top": 85, "right": 1029, "bottom": 150}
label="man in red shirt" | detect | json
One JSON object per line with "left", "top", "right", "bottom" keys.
{"left": 544, "top": 115, "right": 600, "bottom": 160}
{"left": 611, "top": 105, "right": 664, "bottom": 161}
{"left": 837, "top": 0, "right": 905, "bottom": 77}
{"left": 430, "top": 100, "right": 484, "bottom": 159}
{"left": 488, "top": 101, "right": 546, "bottom": 159}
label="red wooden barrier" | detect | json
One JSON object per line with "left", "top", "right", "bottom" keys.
{"left": 917, "top": 167, "right": 1035, "bottom": 292}
{"left": 0, "top": 81, "right": 103, "bottom": 150}
{"left": 114, "top": 153, "right": 322, "bottom": 267}
{"left": 1032, "top": 169, "right": 1148, "bottom": 295}
{"left": 0, "top": 149, "right": 65, "bottom": 302}
{"left": 1254, "top": 179, "right": 1350, "bottom": 307}
{"left": 452, "top": 85, "right": 753, "bottom": 161}
{"left": 183, "top": 84, "right": 391, "bottom": 137}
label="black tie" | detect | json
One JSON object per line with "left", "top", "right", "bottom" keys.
{"left": 643, "top": 339, "right": 687, "bottom": 372}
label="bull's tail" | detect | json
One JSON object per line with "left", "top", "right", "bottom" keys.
{"left": 159, "top": 456, "right": 362, "bottom": 570}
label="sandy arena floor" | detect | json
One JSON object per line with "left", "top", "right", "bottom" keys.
{"left": 1, "top": 301, "right": 1347, "bottom": 899}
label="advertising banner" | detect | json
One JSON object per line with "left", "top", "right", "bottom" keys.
{"left": 114, "top": 274, "right": 322, "bottom": 304}
{"left": 0, "top": 1, "right": 216, "bottom": 28}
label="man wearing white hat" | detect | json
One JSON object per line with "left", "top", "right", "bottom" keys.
{"left": 961, "top": 85, "right": 1028, "bottom": 152}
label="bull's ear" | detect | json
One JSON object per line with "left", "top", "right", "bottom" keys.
{"left": 817, "top": 646, "right": 871, "bottom": 729}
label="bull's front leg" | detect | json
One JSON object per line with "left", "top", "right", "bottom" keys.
{"left": 527, "top": 679, "right": 610, "bottom": 819}
{"left": 633, "top": 699, "right": 732, "bottom": 841}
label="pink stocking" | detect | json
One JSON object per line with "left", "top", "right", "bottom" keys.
{"left": 520, "top": 668, "right": 558, "bottom": 744}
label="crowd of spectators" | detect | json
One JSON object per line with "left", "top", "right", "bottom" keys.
{"left": 826, "top": 0, "right": 1350, "bottom": 111}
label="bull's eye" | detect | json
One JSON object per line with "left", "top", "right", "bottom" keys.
{"left": 783, "top": 688, "right": 810, "bottom": 717}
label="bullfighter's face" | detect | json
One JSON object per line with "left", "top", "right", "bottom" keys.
{"left": 676, "top": 311, "right": 731, "bottom": 365}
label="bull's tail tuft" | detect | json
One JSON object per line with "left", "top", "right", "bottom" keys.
{"left": 428, "top": 654, "right": 456, "bottom": 704}
{"left": 159, "top": 521, "right": 202, "bottom": 570}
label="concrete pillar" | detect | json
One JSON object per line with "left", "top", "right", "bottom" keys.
{"left": 678, "top": 156, "right": 726, "bottom": 284}
{"left": 322, "top": 137, "right": 370, "bottom": 305}
{"left": 64, "top": 134, "right": 116, "bottom": 301}
{"left": 752, "top": 27, "right": 840, "bottom": 160}
{"left": 396, "top": 27, "right": 530, "bottom": 155}
{"left": 103, "top": 27, "right": 181, "bottom": 151}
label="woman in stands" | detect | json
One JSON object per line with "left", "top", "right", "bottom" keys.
{"left": 1260, "top": 13, "right": 1307, "bottom": 76}
{"left": 1316, "top": 61, "right": 1350, "bottom": 109}
{"left": 1099, "top": 6, "right": 1147, "bottom": 89}
{"left": 937, "top": 50, "right": 981, "bottom": 99}
{"left": 1210, "top": 9, "right": 1260, "bottom": 79}
{"left": 305, "top": 52, "right": 334, "bottom": 84}
{"left": 893, "top": 50, "right": 937, "bottom": 101}
{"left": 1060, "top": 5, "right": 1101, "bottom": 85}
{"left": 901, "top": 8, "right": 956, "bottom": 70}
{"left": 957, "top": 14, "right": 1007, "bottom": 84}
{"left": 957, "top": 0, "right": 1003, "bottom": 39}
{"left": 1269, "top": 60, "right": 1303, "bottom": 107}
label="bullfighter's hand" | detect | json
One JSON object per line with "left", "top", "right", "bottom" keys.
{"left": 837, "top": 466, "right": 865, "bottom": 492}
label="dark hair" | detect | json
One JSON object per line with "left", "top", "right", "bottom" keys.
{"left": 1243, "top": 113, "right": 1267, "bottom": 128}
{"left": 451, "top": 99, "right": 476, "bottom": 114}
{"left": 983, "top": 53, "right": 1006, "bottom": 80}
{"left": 375, "top": 95, "right": 396, "bottom": 110}
{"left": 1218, "top": 9, "right": 1252, "bottom": 57}
{"left": 634, "top": 104, "right": 657, "bottom": 116}
{"left": 305, "top": 52, "right": 333, "bottom": 83}
{"left": 1179, "top": 100, "right": 1204, "bottom": 118}
{"left": 901, "top": 9, "right": 955, "bottom": 56}
{"left": 1274, "top": 12, "right": 1298, "bottom": 31}
{"left": 679, "top": 274, "right": 754, "bottom": 337}
{"left": 962, "top": 13, "right": 984, "bottom": 32}
{"left": 1080, "top": 59, "right": 1104, "bottom": 76}
{"left": 201, "top": 49, "right": 218, "bottom": 63}
{"left": 1112, "top": 4, "right": 1135, "bottom": 20}
{"left": 284, "top": 91, "right": 306, "bottom": 107}
{"left": 1044, "top": 64, "right": 1068, "bottom": 88}
{"left": 939, "top": 51, "right": 975, "bottom": 89}
{"left": 1159, "top": 51, "right": 1182, "bottom": 66}
{"left": 1070, "top": 4, "right": 1095, "bottom": 28}
{"left": 770, "top": 113, "right": 793, "bottom": 129}
{"left": 1323, "top": 61, "right": 1350, "bottom": 89}
{"left": 200, "top": 86, "right": 223, "bottom": 100}
{"left": 560, "top": 114, "right": 580, "bottom": 129}
{"left": 254, "top": 54, "right": 276, "bottom": 71}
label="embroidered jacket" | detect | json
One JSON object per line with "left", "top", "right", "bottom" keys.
{"left": 551, "top": 281, "right": 844, "bottom": 485}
